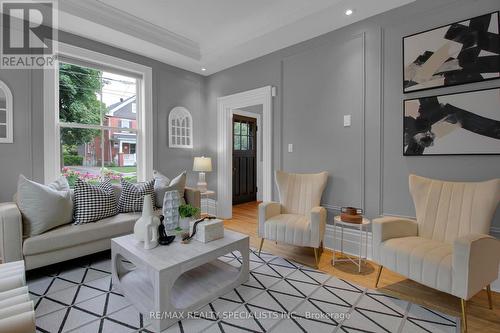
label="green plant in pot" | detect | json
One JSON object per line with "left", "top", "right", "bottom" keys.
{"left": 178, "top": 204, "right": 200, "bottom": 230}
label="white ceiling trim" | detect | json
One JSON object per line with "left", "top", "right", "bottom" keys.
{"left": 59, "top": 0, "right": 201, "bottom": 60}
{"left": 55, "top": 0, "right": 417, "bottom": 75}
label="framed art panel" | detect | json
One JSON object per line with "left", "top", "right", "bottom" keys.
{"left": 403, "top": 87, "right": 500, "bottom": 155}
{"left": 403, "top": 11, "right": 500, "bottom": 93}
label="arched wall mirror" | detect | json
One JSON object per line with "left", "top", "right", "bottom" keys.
{"left": 0, "top": 81, "right": 13, "bottom": 143}
{"left": 168, "top": 106, "right": 193, "bottom": 149}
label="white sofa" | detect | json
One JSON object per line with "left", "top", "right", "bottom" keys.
{"left": 0, "top": 187, "right": 200, "bottom": 270}
{"left": 373, "top": 174, "right": 500, "bottom": 332}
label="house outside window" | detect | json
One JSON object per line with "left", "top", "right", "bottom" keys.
{"left": 58, "top": 62, "right": 139, "bottom": 185}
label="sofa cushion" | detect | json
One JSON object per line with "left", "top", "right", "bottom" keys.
{"left": 118, "top": 179, "right": 155, "bottom": 213}
{"left": 379, "top": 236, "right": 453, "bottom": 294}
{"left": 23, "top": 213, "right": 140, "bottom": 256}
{"left": 16, "top": 175, "right": 73, "bottom": 237}
{"left": 73, "top": 179, "right": 118, "bottom": 224}
{"left": 154, "top": 171, "right": 186, "bottom": 208}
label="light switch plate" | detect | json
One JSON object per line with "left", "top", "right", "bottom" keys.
{"left": 343, "top": 115, "right": 351, "bottom": 127}
{"left": 288, "top": 144, "right": 293, "bottom": 153}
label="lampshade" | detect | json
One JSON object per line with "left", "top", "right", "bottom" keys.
{"left": 193, "top": 156, "right": 212, "bottom": 172}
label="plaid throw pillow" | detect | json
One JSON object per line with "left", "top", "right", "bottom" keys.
{"left": 118, "top": 178, "right": 155, "bottom": 213}
{"left": 73, "top": 178, "right": 118, "bottom": 224}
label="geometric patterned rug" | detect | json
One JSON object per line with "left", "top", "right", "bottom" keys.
{"left": 27, "top": 248, "right": 459, "bottom": 333}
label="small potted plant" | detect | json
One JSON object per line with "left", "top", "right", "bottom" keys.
{"left": 178, "top": 204, "right": 200, "bottom": 230}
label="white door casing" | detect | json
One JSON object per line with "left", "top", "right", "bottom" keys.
{"left": 217, "top": 86, "right": 273, "bottom": 218}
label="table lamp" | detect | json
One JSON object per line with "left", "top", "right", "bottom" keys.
{"left": 193, "top": 156, "right": 212, "bottom": 192}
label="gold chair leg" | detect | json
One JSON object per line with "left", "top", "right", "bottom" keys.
{"left": 258, "top": 238, "right": 264, "bottom": 256}
{"left": 486, "top": 284, "right": 493, "bottom": 310}
{"left": 375, "top": 265, "right": 383, "bottom": 288}
{"left": 313, "top": 248, "right": 320, "bottom": 269}
{"left": 461, "top": 299, "right": 467, "bottom": 333}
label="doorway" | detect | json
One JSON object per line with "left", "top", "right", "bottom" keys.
{"left": 217, "top": 86, "right": 273, "bottom": 219}
{"left": 232, "top": 114, "right": 257, "bottom": 204}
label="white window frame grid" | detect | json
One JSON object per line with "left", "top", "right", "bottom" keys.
{"left": 44, "top": 43, "right": 153, "bottom": 184}
{"left": 121, "top": 119, "right": 131, "bottom": 128}
{"left": 0, "top": 80, "right": 13, "bottom": 143}
{"left": 168, "top": 106, "right": 193, "bottom": 149}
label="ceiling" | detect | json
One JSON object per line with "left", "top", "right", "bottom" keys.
{"left": 58, "top": 0, "right": 415, "bottom": 75}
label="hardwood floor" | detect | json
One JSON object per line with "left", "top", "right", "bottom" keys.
{"left": 224, "top": 201, "right": 500, "bottom": 333}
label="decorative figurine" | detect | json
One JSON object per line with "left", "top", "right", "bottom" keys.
{"left": 158, "top": 216, "right": 176, "bottom": 246}
{"left": 133, "top": 194, "right": 160, "bottom": 249}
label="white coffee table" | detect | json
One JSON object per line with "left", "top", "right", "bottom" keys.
{"left": 111, "top": 230, "right": 249, "bottom": 332}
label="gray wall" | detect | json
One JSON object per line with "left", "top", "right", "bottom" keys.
{"left": 1, "top": 0, "right": 499, "bottom": 232}
{"left": 0, "top": 31, "right": 205, "bottom": 202}
{"left": 205, "top": 0, "right": 500, "bottom": 231}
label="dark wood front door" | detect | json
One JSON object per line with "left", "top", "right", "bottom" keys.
{"left": 233, "top": 114, "right": 257, "bottom": 204}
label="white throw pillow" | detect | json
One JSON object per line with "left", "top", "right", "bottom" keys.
{"left": 154, "top": 171, "right": 186, "bottom": 207}
{"left": 153, "top": 170, "right": 170, "bottom": 187}
{"left": 16, "top": 175, "right": 73, "bottom": 237}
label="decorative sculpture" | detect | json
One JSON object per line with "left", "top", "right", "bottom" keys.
{"left": 162, "top": 190, "right": 180, "bottom": 230}
{"left": 133, "top": 194, "right": 160, "bottom": 249}
{"left": 158, "top": 216, "right": 176, "bottom": 246}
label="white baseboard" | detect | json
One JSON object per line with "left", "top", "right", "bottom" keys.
{"left": 323, "top": 224, "right": 500, "bottom": 293}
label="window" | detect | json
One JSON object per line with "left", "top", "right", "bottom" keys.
{"left": 58, "top": 62, "right": 139, "bottom": 185}
{"left": 233, "top": 119, "right": 254, "bottom": 151}
{"left": 44, "top": 43, "right": 153, "bottom": 185}
{"left": 121, "top": 119, "right": 131, "bottom": 128}
{"left": 168, "top": 106, "right": 193, "bottom": 148}
{"left": 0, "top": 81, "right": 13, "bottom": 143}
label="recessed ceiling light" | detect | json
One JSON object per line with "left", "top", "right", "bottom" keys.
{"left": 201, "top": 68, "right": 207, "bottom": 71}
{"left": 345, "top": 9, "right": 353, "bottom": 16}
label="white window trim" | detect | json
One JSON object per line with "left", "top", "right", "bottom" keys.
{"left": 0, "top": 80, "right": 13, "bottom": 143}
{"left": 43, "top": 42, "right": 153, "bottom": 184}
{"left": 168, "top": 106, "right": 193, "bottom": 149}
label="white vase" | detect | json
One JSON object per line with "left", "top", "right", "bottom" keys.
{"left": 179, "top": 217, "right": 194, "bottom": 230}
{"left": 134, "top": 195, "right": 160, "bottom": 249}
{"left": 162, "top": 190, "right": 180, "bottom": 230}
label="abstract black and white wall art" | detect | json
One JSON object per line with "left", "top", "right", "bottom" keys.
{"left": 403, "top": 12, "right": 500, "bottom": 93}
{"left": 404, "top": 88, "right": 500, "bottom": 155}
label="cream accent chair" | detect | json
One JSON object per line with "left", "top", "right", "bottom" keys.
{"left": 373, "top": 174, "right": 500, "bottom": 332}
{"left": 258, "top": 171, "right": 328, "bottom": 268}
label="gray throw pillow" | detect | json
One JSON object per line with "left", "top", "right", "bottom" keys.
{"left": 16, "top": 175, "right": 73, "bottom": 237}
{"left": 154, "top": 171, "right": 186, "bottom": 207}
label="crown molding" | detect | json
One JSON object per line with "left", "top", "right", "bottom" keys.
{"left": 59, "top": 0, "right": 201, "bottom": 60}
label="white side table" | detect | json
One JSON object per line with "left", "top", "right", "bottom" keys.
{"left": 200, "top": 190, "right": 216, "bottom": 216}
{"left": 331, "top": 216, "right": 371, "bottom": 273}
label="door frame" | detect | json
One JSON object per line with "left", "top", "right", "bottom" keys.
{"left": 232, "top": 109, "right": 262, "bottom": 202}
{"left": 217, "top": 86, "right": 273, "bottom": 218}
